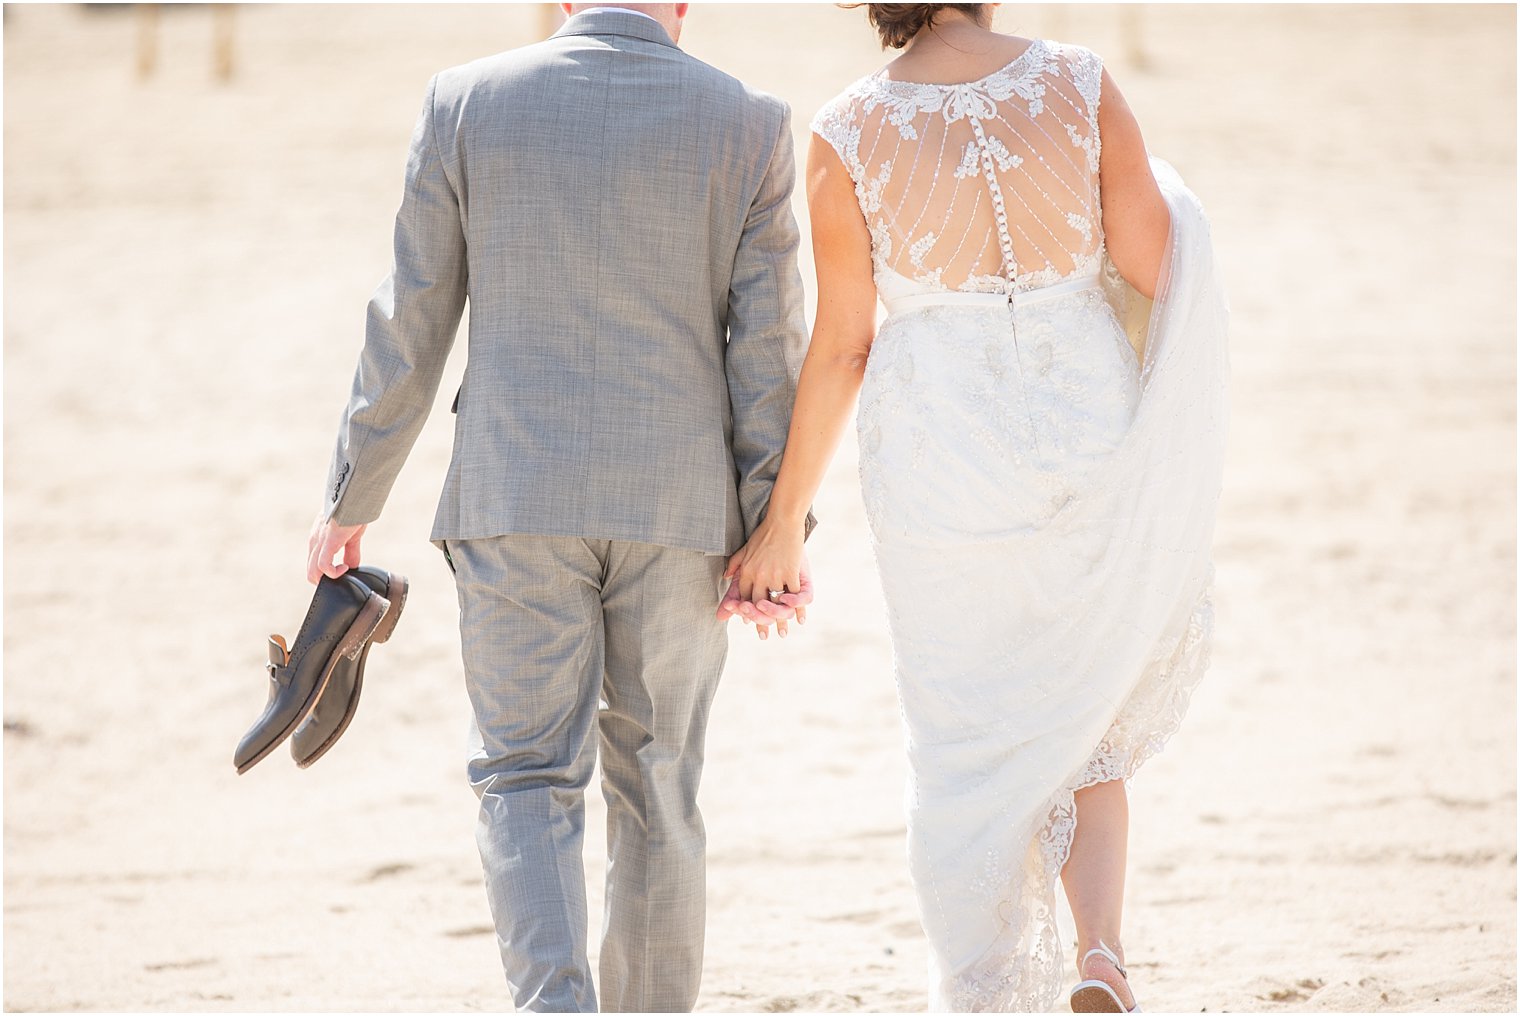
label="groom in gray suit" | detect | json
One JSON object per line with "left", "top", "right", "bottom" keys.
{"left": 306, "top": 4, "right": 813, "bottom": 1011}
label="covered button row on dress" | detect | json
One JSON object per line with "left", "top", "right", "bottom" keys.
{"left": 966, "top": 114, "right": 1045, "bottom": 452}
{"left": 966, "top": 115, "right": 1022, "bottom": 305}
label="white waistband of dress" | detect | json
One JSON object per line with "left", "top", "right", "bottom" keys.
{"left": 881, "top": 272, "right": 1102, "bottom": 318}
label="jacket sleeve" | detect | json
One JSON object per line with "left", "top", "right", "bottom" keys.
{"left": 724, "top": 102, "right": 817, "bottom": 543}
{"left": 322, "top": 73, "right": 467, "bottom": 525}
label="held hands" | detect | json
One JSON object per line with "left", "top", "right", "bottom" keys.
{"left": 716, "top": 519, "right": 813, "bottom": 641}
{"left": 307, "top": 514, "right": 367, "bottom": 585}
{"left": 311, "top": 511, "right": 817, "bottom": 638}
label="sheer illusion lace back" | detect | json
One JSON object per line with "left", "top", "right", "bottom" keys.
{"left": 811, "top": 39, "right": 1104, "bottom": 299}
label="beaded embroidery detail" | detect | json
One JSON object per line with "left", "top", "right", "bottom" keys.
{"left": 811, "top": 39, "right": 1106, "bottom": 297}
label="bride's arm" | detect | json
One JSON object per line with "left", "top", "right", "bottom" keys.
{"left": 725, "top": 133, "right": 879, "bottom": 609}
{"left": 1098, "top": 68, "right": 1171, "bottom": 299}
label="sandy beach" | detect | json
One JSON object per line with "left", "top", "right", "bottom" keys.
{"left": 3, "top": 3, "right": 1514, "bottom": 1011}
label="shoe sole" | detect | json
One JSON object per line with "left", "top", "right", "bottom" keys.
{"left": 1071, "top": 981, "right": 1133, "bottom": 1013}
{"left": 235, "top": 590, "right": 389, "bottom": 775}
{"left": 367, "top": 572, "right": 408, "bottom": 644}
{"left": 292, "top": 572, "right": 407, "bottom": 769}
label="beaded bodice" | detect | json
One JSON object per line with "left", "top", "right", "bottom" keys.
{"left": 810, "top": 39, "right": 1105, "bottom": 300}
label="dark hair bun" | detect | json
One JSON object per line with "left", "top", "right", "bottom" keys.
{"left": 857, "top": 4, "right": 986, "bottom": 49}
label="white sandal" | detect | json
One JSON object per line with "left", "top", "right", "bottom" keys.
{"left": 1069, "top": 940, "right": 1142, "bottom": 1013}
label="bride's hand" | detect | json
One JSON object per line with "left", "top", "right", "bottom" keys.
{"left": 718, "top": 520, "right": 809, "bottom": 638}
{"left": 727, "top": 520, "right": 804, "bottom": 605}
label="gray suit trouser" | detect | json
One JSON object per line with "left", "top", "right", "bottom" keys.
{"left": 444, "top": 535, "right": 729, "bottom": 1013}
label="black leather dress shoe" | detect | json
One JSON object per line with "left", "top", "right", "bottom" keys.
{"left": 289, "top": 565, "right": 408, "bottom": 768}
{"left": 234, "top": 572, "right": 390, "bottom": 774}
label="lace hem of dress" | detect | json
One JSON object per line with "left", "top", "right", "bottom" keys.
{"left": 947, "top": 582, "right": 1214, "bottom": 1012}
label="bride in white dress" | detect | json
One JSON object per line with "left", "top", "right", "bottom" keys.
{"left": 725, "top": 3, "right": 1228, "bottom": 1012}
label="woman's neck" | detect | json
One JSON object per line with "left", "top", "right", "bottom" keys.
{"left": 886, "top": 13, "right": 1027, "bottom": 85}
{"left": 903, "top": 11, "right": 994, "bottom": 55}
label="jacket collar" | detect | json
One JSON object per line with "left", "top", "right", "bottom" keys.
{"left": 552, "top": 8, "right": 679, "bottom": 49}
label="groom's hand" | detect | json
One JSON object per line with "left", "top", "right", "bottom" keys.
{"left": 752, "top": 560, "right": 812, "bottom": 627}
{"left": 719, "top": 578, "right": 789, "bottom": 641}
{"left": 307, "top": 514, "right": 367, "bottom": 584}
{"left": 719, "top": 577, "right": 792, "bottom": 630}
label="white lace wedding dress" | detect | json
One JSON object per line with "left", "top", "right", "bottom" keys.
{"left": 812, "top": 39, "right": 1229, "bottom": 1012}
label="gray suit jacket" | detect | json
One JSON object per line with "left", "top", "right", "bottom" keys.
{"left": 321, "top": 11, "right": 813, "bottom": 555}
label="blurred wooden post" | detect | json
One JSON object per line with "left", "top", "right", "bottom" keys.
{"left": 540, "top": 3, "right": 565, "bottom": 39}
{"left": 1045, "top": 4, "right": 1067, "bottom": 47}
{"left": 136, "top": 3, "right": 158, "bottom": 80}
{"left": 212, "top": 4, "right": 236, "bottom": 82}
{"left": 1120, "top": 4, "right": 1149, "bottom": 71}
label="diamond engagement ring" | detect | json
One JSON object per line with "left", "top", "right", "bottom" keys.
{"left": 767, "top": 588, "right": 785, "bottom": 602}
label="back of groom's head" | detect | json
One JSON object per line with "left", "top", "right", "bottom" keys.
{"left": 561, "top": 3, "right": 690, "bottom": 43}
